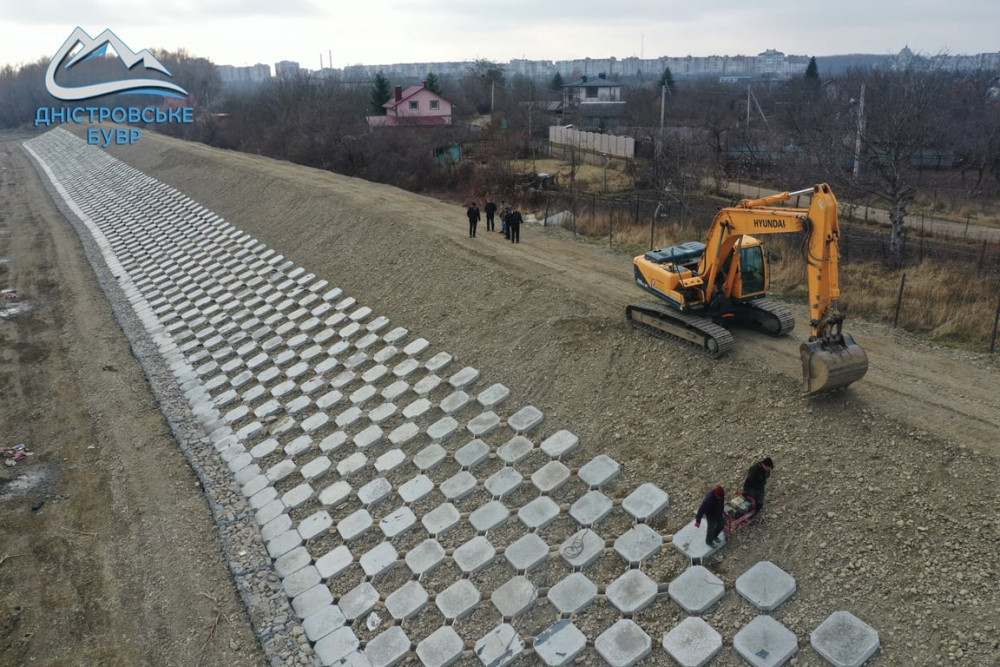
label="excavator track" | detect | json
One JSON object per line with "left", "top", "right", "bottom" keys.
{"left": 626, "top": 300, "right": 735, "bottom": 358}
{"left": 735, "top": 298, "right": 795, "bottom": 336}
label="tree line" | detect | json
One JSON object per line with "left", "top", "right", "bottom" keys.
{"left": 3, "top": 52, "right": 999, "bottom": 268}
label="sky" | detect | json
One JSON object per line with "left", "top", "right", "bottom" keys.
{"left": 1, "top": 0, "right": 997, "bottom": 72}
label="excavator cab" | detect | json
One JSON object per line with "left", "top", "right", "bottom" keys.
{"left": 738, "top": 244, "right": 767, "bottom": 297}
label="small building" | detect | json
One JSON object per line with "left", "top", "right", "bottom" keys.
{"left": 561, "top": 73, "right": 625, "bottom": 131}
{"left": 367, "top": 82, "right": 453, "bottom": 128}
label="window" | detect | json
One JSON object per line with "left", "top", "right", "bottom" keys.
{"left": 430, "top": 100, "right": 439, "bottom": 110}
{"left": 586, "top": 86, "right": 598, "bottom": 99}
{"left": 409, "top": 101, "right": 419, "bottom": 110}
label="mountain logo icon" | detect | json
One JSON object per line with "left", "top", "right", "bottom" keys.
{"left": 45, "top": 27, "right": 189, "bottom": 101}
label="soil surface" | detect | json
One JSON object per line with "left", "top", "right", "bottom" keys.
{"left": 3, "top": 128, "right": 999, "bottom": 665}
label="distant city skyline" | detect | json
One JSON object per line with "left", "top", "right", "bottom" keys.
{"left": 2, "top": 2, "right": 997, "bottom": 71}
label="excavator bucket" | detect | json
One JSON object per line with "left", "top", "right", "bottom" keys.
{"left": 799, "top": 334, "right": 869, "bottom": 395}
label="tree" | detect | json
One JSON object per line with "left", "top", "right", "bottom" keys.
{"left": 550, "top": 72, "right": 564, "bottom": 92}
{"left": 660, "top": 67, "right": 676, "bottom": 96}
{"left": 804, "top": 57, "right": 820, "bottom": 83}
{"left": 370, "top": 71, "right": 391, "bottom": 115}
{"left": 425, "top": 72, "right": 442, "bottom": 95}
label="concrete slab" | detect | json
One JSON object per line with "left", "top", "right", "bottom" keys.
{"left": 484, "top": 467, "right": 522, "bottom": 499}
{"left": 448, "top": 366, "right": 479, "bottom": 388}
{"left": 467, "top": 411, "right": 501, "bottom": 437}
{"left": 378, "top": 506, "right": 416, "bottom": 538}
{"left": 546, "top": 572, "right": 598, "bottom": 615}
{"left": 380, "top": 380, "right": 408, "bottom": 401}
{"left": 517, "top": 496, "right": 561, "bottom": 530}
{"left": 319, "top": 431, "right": 348, "bottom": 454}
{"left": 540, "top": 429, "right": 580, "bottom": 459}
{"left": 319, "top": 480, "right": 353, "bottom": 507}
{"left": 595, "top": 619, "right": 652, "bottom": 667}
{"left": 504, "top": 533, "right": 550, "bottom": 573}
{"left": 497, "top": 436, "right": 534, "bottom": 464}
{"left": 662, "top": 616, "right": 723, "bottom": 667}
{"left": 336, "top": 452, "right": 368, "bottom": 478}
{"left": 427, "top": 416, "right": 459, "bottom": 441}
{"left": 533, "top": 620, "right": 586, "bottom": 667}
{"left": 668, "top": 565, "right": 725, "bottom": 614}
{"left": 469, "top": 500, "right": 510, "bottom": 532}
{"left": 392, "top": 358, "right": 420, "bottom": 378}
{"left": 316, "top": 389, "right": 343, "bottom": 411}
{"left": 733, "top": 615, "right": 798, "bottom": 667}
{"left": 292, "top": 583, "right": 334, "bottom": 620}
{"left": 423, "top": 351, "right": 452, "bottom": 372}
{"left": 422, "top": 502, "right": 461, "bottom": 536}
{"left": 402, "top": 398, "right": 432, "bottom": 420}
{"left": 474, "top": 623, "right": 523, "bottom": 667}
{"left": 405, "top": 538, "right": 445, "bottom": 576}
{"left": 622, "top": 482, "right": 670, "bottom": 521}
{"left": 411, "top": 374, "right": 441, "bottom": 396}
{"left": 373, "top": 448, "right": 405, "bottom": 474}
{"left": 413, "top": 443, "right": 448, "bottom": 471}
{"left": 455, "top": 439, "right": 490, "bottom": 469}
{"left": 416, "top": 626, "right": 464, "bottom": 667}
{"left": 283, "top": 565, "right": 321, "bottom": 598}
{"left": 339, "top": 582, "right": 380, "bottom": 621}
{"left": 440, "top": 470, "right": 478, "bottom": 501}
{"left": 559, "top": 529, "right": 605, "bottom": 569}
{"left": 491, "top": 576, "right": 535, "bottom": 619}
{"left": 810, "top": 611, "right": 880, "bottom": 667}
{"left": 274, "top": 546, "right": 311, "bottom": 578}
{"left": 337, "top": 508, "right": 373, "bottom": 541}
{"left": 672, "top": 520, "right": 725, "bottom": 560}
{"left": 359, "top": 541, "right": 398, "bottom": 577}
{"left": 453, "top": 535, "right": 495, "bottom": 574}
{"left": 735, "top": 561, "right": 797, "bottom": 611}
{"left": 569, "top": 491, "right": 614, "bottom": 527}
{"left": 398, "top": 474, "right": 434, "bottom": 504}
{"left": 301, "top": 605, "right": 346, "bottom": 643}
{"left": 388, "top": 422, "right": 420, "bottom": 446}
{"left": 316, "top": 544, "right": 353, "bottom": 580}
{"left": 507, "top": 406, "right": 544, "bottom": 433}
{"left": 476, "top": 383, "right": 510, "bottom": 408}
{"left": 299, "top": 510, "right": 333, "bottom": 540}
{"left": 367, "top": 402, "right": 397, "bottom": 424}
{"left": 282, "top": 483, "right": 315, "bottom": 510}
{"left": 357, "top": 477, "right": 393, "bottom": 506}
{"left": 385, "top": 580, "right": 428, "bottom": 620}
{"left": 436, "top": 578, "right": 480, "bottom": 620}
{"left": 606, "top": 569, "right": 658, "bottom": 613}
{"left": 614, "top": 524, "right": 663, "bottom": 565}
{"left": 440, "top": 390, "right": 470, "bottom": 415}
{"left": 314, "top": 626, "right": 358, "bottom": 666}
{"left": 364, "top": 625, "right": 409, "bottom": 667}
{"left": 531, "top": 461, "right": 571, "bottom": 494}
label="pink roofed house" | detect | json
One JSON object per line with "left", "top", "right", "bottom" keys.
{"left": 367, "top": 82, "right": 453, "bottom": 128}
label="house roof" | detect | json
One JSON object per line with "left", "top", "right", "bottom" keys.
{"left": 384, "top": 84, "right": 450, "bottom": 111}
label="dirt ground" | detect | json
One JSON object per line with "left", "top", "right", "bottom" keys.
{"left": 3, "top": 128, "right": 1000, "bottom": 665}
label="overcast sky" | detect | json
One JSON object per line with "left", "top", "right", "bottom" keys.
{"left": 1, "top": 1, "right": 997, "bottom": 71}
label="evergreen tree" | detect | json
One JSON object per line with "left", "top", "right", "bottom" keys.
{"left": 370, "top": 71, "right": 391, "bottom": 115}
{"left": 660, "top": 67, "right": 676, "bottom": 96}
{"left": 804, "top": 57, "right": 820, "bottom": 82}
{"left": 425, "top": 72, "right": 442, "bottom": 95}
{"left": 550, "top": 72, "right": 564, "bottom": 92}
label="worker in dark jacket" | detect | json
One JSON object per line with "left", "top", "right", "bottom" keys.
{"left": 508, "top": 208, "right": 523, "bottom": 243}
{"left": 742, "top": 457, "right": 773, "bottom": 512}
{"left": 695, "top": 485, "right": 726, "bottom": 546}
{"left": 466, "top": 202, "right": 480, "bottom": 237}
{"left": 484, "top": 199, "right": 498, "bottom": 232}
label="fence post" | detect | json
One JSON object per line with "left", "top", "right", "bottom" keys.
{"left": 978, "top": 240, "right": 987, "bottom": 277}
{"left": 634, "top": 194, "right": 640, "bottom": 224}
{"left": 893, "top": 273, "right": 906, "bottom": 329}
{"left": 991, "top": 293, "right": 1000, "bottom": 354}
{"left": 543, "top": 195, "right": 550, "bottom": 226}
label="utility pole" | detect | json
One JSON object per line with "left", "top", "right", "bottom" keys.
{"left": 746, "top": 85, "right": 752, "bottom": 128}
{"left": 660, "top": 83, "right": 666, "bottom": 132}
{"left": 853, "top": 83, "right": 866, "bottom": 180}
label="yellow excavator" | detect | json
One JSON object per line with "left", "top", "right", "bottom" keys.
{"left": 627, "top": 183, "right": 868, "bottom": 394}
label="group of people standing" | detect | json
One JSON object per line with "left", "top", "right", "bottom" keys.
{"left": 466, "top": 198, "right": 523, "bottom": 243}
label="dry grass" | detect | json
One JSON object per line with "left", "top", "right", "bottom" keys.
{"left": 515, "top": 158, "right": 632, "bottom": 193}
{"left": 562, "top": 209, "right": 1000, "bottom": 350}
